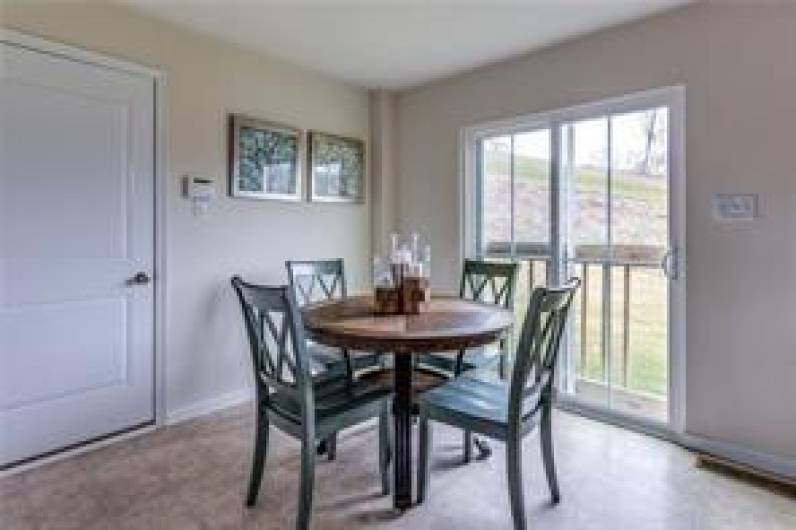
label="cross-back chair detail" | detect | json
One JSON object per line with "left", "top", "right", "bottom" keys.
{"left": 412, "top": 259, "right": 519, "bottom": 462}
{"left": 231, "top": 276, "right": 392, "bottom": 530}
{"left": 417, "top": 259, "right": 519, "bottom": 379}
{"left": 459, "top": 259, "right": 518, "bottom": 309}
{"left": 417, "top": 278, "right": 580, "bottom": 530}
{"left": 286, "top": 259, "right": 354, "bottom": 383}
{"left": 231, "top": 277, "right": 312, "bottom": 414}
{"left": 287, "top": 259, "right": 386, "bottom": 382}
{"left": 508, "top": 280, "right": 579, "bottom": 424}
{"left": 287, "top": 259, "right": 347, "bottom": 306}
{"left": 456, "top": 259, "right": 518, "bottom": 376}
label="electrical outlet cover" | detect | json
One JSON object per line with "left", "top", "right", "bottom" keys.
{"left": 713, "top": 194, "right": 758, "bottom": 220}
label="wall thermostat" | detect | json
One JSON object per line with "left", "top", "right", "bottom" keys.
{"left": 182, "top": 176, "right": 216, "bottom": 216}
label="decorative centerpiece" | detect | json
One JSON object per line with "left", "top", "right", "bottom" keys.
{"left": 373, "top": 233, "right": 431, "bottom": 315}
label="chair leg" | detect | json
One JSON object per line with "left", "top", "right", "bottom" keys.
{"left": 540, "top": 402, "right": 560, "bottom": 503}
{"left": 246, "top": 411, "right": 269, "bottom": 507}
{"left": 417, "top": 409, "right": 431, "bottom": 504}
{"left": 474, "top": 436, "right": 493, "bottom": 459}
{"left": 499, "top": 341, "right": 509, "bottom": 380}
{"left": 507, "top": 437, "right": 527, "bottom": 530}
{"left": 327, "top": 434, "right": 337, "bottom": 462}
{"left": 463, "top": 429, "right": 473, "bottom": 463}
{"left": 297, "top": 437, "right": 315, "bottom": 530}
{"left": 378, "top": 401, "right": 391, "bottom": 495}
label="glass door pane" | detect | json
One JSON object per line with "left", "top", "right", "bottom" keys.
{"left": 561, "top": 107, "right": 670, "bottom": 424}
{"left": 512, "top": 130, "right": 551, "bottom": 333}
{"left": 479, "top": 136, "right": 512, "bottom": 256}
{"left": 564, "top": 117, "right": 610, "bottom": 409}
{"left": 608, "top": 107, "right": 669, "bottom": 422}
{"left": 478, "top": 129, "right": 552, "bottom": 353}
{"left": 513, "top": 130, "right": 551, "bottom": 252}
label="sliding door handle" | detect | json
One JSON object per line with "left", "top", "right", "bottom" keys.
{"left": 661, "top": 248, "right": 678, "bottom": 280}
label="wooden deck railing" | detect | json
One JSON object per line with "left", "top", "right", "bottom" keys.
{"left": 518, "top": 245, "right": 664, "bottom": 391}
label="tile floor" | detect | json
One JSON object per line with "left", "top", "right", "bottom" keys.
{"left": 1, "top": 405, "right": 794, "bottom": 529}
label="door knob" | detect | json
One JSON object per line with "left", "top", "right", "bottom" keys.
{"left": 127, "top": 272, "right": 152, "bottom": 286}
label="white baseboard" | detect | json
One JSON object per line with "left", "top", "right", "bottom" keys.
{"left": 680, "top": 433, "right": 796, "bottom": 481}
{"left": 2, "top": 389, "right": 253, "bottom": 475}
{"left": 166, "top": 387, "right": 253, "bottom": 425}
{"left": 0, "top": 424, "right": 156, "bottom": 477}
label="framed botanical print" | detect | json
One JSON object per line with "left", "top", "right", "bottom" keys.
{"left": 229, "top": 114, "right": 303, "bottom": 201}
{"left": 308, "top": 131, "right": 365, "bottom": 203}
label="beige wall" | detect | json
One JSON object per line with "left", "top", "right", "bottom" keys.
{"left": 396, "top": 3, "right": 796, "bottom": 462}
{"left": 1, "top": 1, "right": 371, "bottom": 418}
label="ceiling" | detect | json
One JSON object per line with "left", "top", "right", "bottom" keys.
{"left": 121, "top": 0, "right": 693, "bottom": 90}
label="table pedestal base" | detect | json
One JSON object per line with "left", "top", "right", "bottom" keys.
{"left": 393, "top": 354, "right": 413, "bottom": 510}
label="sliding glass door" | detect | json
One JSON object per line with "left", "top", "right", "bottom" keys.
{"left": 469, "top": 88, "right": 683, "bottom": 429}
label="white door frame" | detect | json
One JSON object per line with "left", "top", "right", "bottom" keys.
{"left": 459, "top": 86, "right": 686, "bottom": 440}
{"left": 0, "top": 29, "right": 169, "bottom": 430}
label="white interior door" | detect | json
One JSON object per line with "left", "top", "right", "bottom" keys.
{"left": 0, "top": 42, "right": 155, "bottom": 467}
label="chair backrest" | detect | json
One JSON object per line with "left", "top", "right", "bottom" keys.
{"left": 231, "top": 276, "right": 313, "bottom": 415}
{"left": 286, "top": 259, "right": 347, "bottom": 307}
{"left": 508, "top": 278, "right": 580, "bottom": 427}
{"left": 459, "top": 259, "right": 519, "bottom": 309}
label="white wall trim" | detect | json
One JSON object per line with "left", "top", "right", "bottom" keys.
{"left": 0, "top": 28, "right": 170, "bottom": 427}
{"left": 0, "top": 28, "right": 162, "bottom": 78}
{"left": 153, "top": 67, "right": 169, "bottom": 427}
{"left": 166, "top": 387, "right": 253, "bottom": 425}
{"left": 679, "top": 433, "right": 796, "bottom": 481}
{"left": 0, "top": 425, "right": 157, "bottom": 478}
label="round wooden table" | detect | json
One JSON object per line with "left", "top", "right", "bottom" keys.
{"left": 302, "top": 295, "right": 514, "bottom": 509}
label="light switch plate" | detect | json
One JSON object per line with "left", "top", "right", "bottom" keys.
{"left": 714, "top": 194, "right": 758, "bottom": 220}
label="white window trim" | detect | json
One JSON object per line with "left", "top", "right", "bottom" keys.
{"left": 458, "top": 85, "right": 686, "bottom": 438}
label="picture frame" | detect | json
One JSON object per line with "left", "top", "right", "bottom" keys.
{"left": 308, "top": 131, "right": 365, "bottom": 203}
{"left": 228, "top": 114, "right": 303, "bottom": 201}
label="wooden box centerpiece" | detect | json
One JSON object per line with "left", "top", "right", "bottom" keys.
{"left": 373, "top": 233, "right": 431, "bottom": 315}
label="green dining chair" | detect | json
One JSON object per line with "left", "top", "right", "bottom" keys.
{"left": 286, "top": 259, "right": 387, "bottom": 459}
{"left": 416, "top": 259, "right": 518, "bottom": 379}
{"left": 286, "top": 259, "right": 386, "bottom": 376}
{"left": 417, "top": 278, "right": 580, "bottom": 530}
{"left": 415, "top": 259, "right": 519, "bottom": 461}
{"left": 231, "top": 276, "right": 393, "bottom": 530}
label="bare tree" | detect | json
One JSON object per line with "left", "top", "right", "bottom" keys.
{"left": 640, "top": 110, "right": 658, "bottom": 176}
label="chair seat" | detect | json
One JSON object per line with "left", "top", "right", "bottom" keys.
{"left": 421, "top": 375, "right": 541, "bottom": 439}
{"left": 269, "top": 374, "right": 392, "bottom": 437}
{"left": 422, "top": 375, "right": 509, "bottom": 422}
